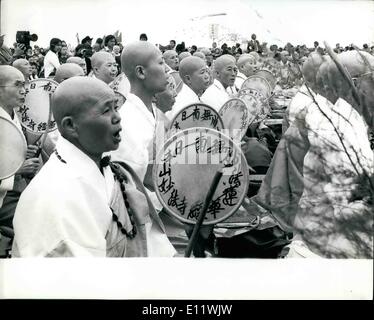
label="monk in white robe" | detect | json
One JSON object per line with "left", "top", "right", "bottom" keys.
{"left": 201, "top": 55, "right": 237, "bottom": 112}
{"left": 167, "top": 56, "right": 211, "bottom": 120}
{"left": 12, "top": 77, "right": 173, "bottom": 257}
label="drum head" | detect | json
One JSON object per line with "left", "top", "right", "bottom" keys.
{"left": 241, "top": 75, "right": 272, "bottom": 98}
{"left": 219, "top": 98, "right": 250, "bottom": 142}
{"left": 153, "top": 127, "right": 249, "bottom": 225}
{"left": 255, "top": 69, "right": 277, "bottom": 90}
{"left": 109, "top": 72, "right": 131, "bottom": 98}
{"left": 238, "top": 88, "right": 271, "bottom": 124}
{"left": 0, "top": 116, "right": 27, "bottom": 179}
{"left": 169, "top": 103, "right": 224, "bottom": 136}
{"left": 15, "top": 78, "right": 58, "bottom": 134}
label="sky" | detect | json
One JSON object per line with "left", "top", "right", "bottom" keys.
{"left": 1, "top": 0, "right": 374, "bottom": 48}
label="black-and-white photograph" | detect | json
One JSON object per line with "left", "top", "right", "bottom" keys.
{"left": 0, "top": 0, "right": 373, "bottom": 302}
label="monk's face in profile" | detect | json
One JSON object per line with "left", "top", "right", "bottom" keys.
{"left": 144, "top": 50, "right": 169, "bottom": 94}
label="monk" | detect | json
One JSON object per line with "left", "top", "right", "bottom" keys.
{"left": 66, "top": 56, "right": 87, "bottom": 75}
{"left": 12, "top": 59, "right": 33, "bottom": 82}
{"left": 12, "top": 77, "right": 173, "bottom": 257}
{"left": 90, "top": 51, "right": 118, "bottom": 84}
{"left": 201, "top": 54, "right": 237, "bottom": 111}
{"left": 54, "top": 63, "right": 85, "bottom": 83}
{"left": 0, "top": 66, "right": 40, "bottom": 257}
{"left": 109, "top": 41, "right": 176, "bottom": 256}
{"left": 167, "top": 56, "right": 211, "bottom": 119}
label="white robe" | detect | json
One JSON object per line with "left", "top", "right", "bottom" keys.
{"left": 296, "top": 96, "right": 373, "bottom": 258}
{"left": 166, "top": 84, "right": 201, "bottom": 121}
{"left": 43, "top": 50, "right": 60, "bottom": 78}
{"left": 235, "top": 71, "right": 246, "bottom": 90}
{"left": 12, "top": 137, "right": 176, "bottom": 257}
{"left": 200, "top": 79, "right": 230, "bottom": 112}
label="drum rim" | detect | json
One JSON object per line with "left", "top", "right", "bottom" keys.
{"left": 218, "top": 97, "right": 251, "bottom": 140}
{"left": 169, "top": 102, "right": 225, "bottom": 132}
{"left": 16, "top": 78, "right": 58, "bottom": 134}
{"left": 241, "top": 75, "right": 272, "bottom": 98}
{"left": 255, "top": 69, "right": 277, "bottom": 89}
{"left": 153, "top": 127, "right": 249, "bottom": 225}
{"left": 0, "top": 116, "right": 27, "bottom": 180}
{"left": 237, "top": 88, "right": 271, "bottom": 124}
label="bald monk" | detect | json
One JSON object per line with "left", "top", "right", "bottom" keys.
{"left": 12, "top": 77, "right": 172, "bottom": 257}
{"left": 294, "top": 51, "right": 373, "bottom": 258}
{"left": 54, "top": 63, "right": 85, "bottom": 83}
{"left": 252, "top": 54, "right": 327, "bottom": 257}
{"left": 193, "top": 51, "right": 206, "bottom": 63}
{"left": 178, "top": 51, "right": 191, "bottom": 63}
{"left": 66, "top": 56, "right": 87, "bottom": 75}
{"left": 282, "top": 52, "right": 324, "bottom": 133}
{"left": 235, "top": 54, "right": 258, "bottom": 89}
{"left": 167, "top": 56, "right": 210, "bottom": 120}
{"left": 163, "top": 49, "right": 179, "bottom": 72}
{"left": 109, "top": 41, "right": 176, "bottom": 256}
{"left": 90, "top": 51, "right": 118, "bottom": 84}
{"left": 12, "top": 59, "right": 33, "bottom": 82}
{"left": 201, "top": 54, "right": 237, "bottom": 111}
{"left": 0, "top": 66, "right": 40, "bottom": 257}
{"left": 163, "top": 50, "right": 183, "bottom": 93}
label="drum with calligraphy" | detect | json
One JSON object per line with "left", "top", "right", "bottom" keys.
{"left": 219, "top": 98, "right": 250, "bottom": 142}
{"left": 238, "top": 88, "right": 271, "bottom": 124}
{"left": 153, "top": 127, "right": 249, "bottom": 225}
{"left": 241, "top": 75, "right": 272, "bottom": 99}
{"left": 15, "top": 78, "right": 58, "bottom": 134}
{"left": 169, "top": 103, "right": 224, "bottom": 136}
{"left": 0, "top": 116, "right": 27, "bottom": 179}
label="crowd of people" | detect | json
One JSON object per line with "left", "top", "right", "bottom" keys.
{"left": 0, "top": 29, "right": 373, "bottom": 259}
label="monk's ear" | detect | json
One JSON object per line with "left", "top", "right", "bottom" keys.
{"left": 134, "top": 65, "right": 146, "bottom": 80}
{"left": 60, "top": 116, "right": 79, "bottom": 139}
{"left": 184, "top": 75, "right": 191, "bottom": 85}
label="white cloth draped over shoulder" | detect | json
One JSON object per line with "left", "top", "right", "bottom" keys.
{"left": 166, "top": 84, "right": 201, "bottom": 120}
{"left": 12, "top": 137, "right": 176, "bottom": 257}
{"left": 200, "top": 79, "right": 230, "bottom": 112}
{"left": 295, "top": 95, "right": 373, "bottom": 258}
{"left": 235, "top": 71, "right": 246, "bottom": 90}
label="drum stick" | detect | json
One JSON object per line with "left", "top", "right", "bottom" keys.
{"left": 34, "top": 94, "right": 53, "bottom": 158}
{"left": 184, "top": 169, "right": 223, "bottom": 257}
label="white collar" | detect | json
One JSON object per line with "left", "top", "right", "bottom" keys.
{"left": 213, "top": 79, "right": 227, "bottom": 92}
{"left": 127, "top": 93, "right": 157, "bottom": 123}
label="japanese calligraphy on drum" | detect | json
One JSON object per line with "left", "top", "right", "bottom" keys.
{"left": 219, "top": 98, "right": 250, "bottom": 142}
{"left": 0, "top": 116, "right": 27, "bottom": 179}
{"left": 153, "top": 128, "right": 249, "bottom": 225}
{"left": 16, "top": 78, "right": 58, "bottom": 133}
{"left": 169, "top": 103, "right": 224, "bottom": 136}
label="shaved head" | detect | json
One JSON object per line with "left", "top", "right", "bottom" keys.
{"left": 0, "top": 66, "right": 26, "bottom": 113}
{"left": 193, "top": 51, "right": 206, "bottom": 61}
{"left": 91, "top": 51, "right": 115, "bottom": 69}
{"left": 302, "top": 52, "right": 325, "bottom": 90}
{"left": 52, "top": 77, "right": 120, "bottom": 159}
{"left": 179, "top": 56, "right": 210, "bottom": 95}
{"left": 179, "top": 56, "right": 207, "bottom": 80}
{"left": 54, "top": 63, "right": 84, "bottom": 83}
{"left": 214, "top": 54, "right": 236, "bottom": 73}
{"left": 121, "top": 41, "right": 161, "bottom": 80}
{"left": 52, "top": 77, "right": 114, "bottom": 133}
{"left": 12, "top": 59, "right": 32, "bottom": 80}
{"left": 237, "top": 54, "right": 255, "bottom": 69}
{"left": 329, "top": 51, "right": 374, "bottom": 126}
{"left": 120, "top": 41, "right": 168, "bottom": 96}
{"left": 0, "top": 65, "right": 24, "bottom": 86}
{"left": 163, "top": 49, "right": 179, "bottom": 71}
{"left": 178, "top": 51, "right": 191, "bottom": 62}
{"left": 316, "top": 57, "right": 337, "bottom": 103}
{"left": 66, "top": 56, "right": 87, "bottom": 74}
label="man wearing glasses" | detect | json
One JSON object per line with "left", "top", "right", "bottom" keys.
{"left": 0, "top": 66, "right": 40, "bottom": 257}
